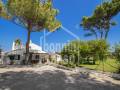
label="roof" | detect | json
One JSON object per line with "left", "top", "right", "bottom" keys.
{"left": 29, "top": 41, "right": 42, "bottom": 51}
{"left": 10, "top": 40, "right": 47, "bottom": 54}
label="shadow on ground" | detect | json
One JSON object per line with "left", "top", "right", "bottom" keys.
{"left": 0, "top": 70, "right": 120, "bottom": 90}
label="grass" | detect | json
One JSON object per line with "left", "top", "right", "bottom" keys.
{"left": 80, "top": 58, "right": 119, "bottom": 73}
{"left": 58, "top": 58, "right": 120, "bottom": 73}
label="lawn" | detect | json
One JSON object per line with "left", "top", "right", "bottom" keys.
{"left": 80, "top": 58, "right": 119, "bottom": 73}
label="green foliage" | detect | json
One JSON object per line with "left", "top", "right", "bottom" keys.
{"left": 59, "top": 61, "right": 76, "bottom": 68}
{"left": 114, "top": 43, "right": 120, "bottom": 62}
{"left": 81, "top": 0, "right": 120, "bottom": 39}
{"left": 15, "top": 39, "right": 21, "bottom": 46}
{"left": 6, "top": 0, "right": 61, "bottom": 31}
{"left": 112, "top": 43, "right": 120, "bottom": 73}
{"left": 61, "top": 40, "right": 109, "bottom": 65}
{"left": 0, "top": 0, "right": 9, "bottom": 19}
{"left": 88, "top": 40, "right": 109, "bottom": 61}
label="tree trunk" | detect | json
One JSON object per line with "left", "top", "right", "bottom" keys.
{"left": 95, "top": 34, "right": 98, "bottom": 40}
{"left": 68, "top": 55, "right": 70, "bottom": 65}
{"left": 105, "top": 30, "right": 109, "bottom": 40}
{"left": 93, "top": 30, "right": 98, "bottom": 40}
{"left": 102, "top": 61, "right": 105, "bottom": 72}
{"left": 25, "top": 27, "right": 31, "bottom": 64}
{"left": 100, "top": 31, "right": 103, "bottom": 39}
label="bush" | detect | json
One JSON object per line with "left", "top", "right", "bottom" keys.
{"left": 58, "top": 61, "right": 65, "bottom": 65}
{"left": 58, "top": 61, "right": 76, "bottom": 68}
{"left": 61, "top": 40, "right": 109, "bottom": 66}
{"left": 114, "top": 43, "right": 120, "bottom": 73}
{"left": 64, "top": 63, "right": 76, "bottom": 68}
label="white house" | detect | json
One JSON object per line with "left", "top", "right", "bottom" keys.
{"left": 3, "top": 40, "right": 49, "bottom": 65}
{"left": 50, "top": 52, "right": 62, "bottom": 62}
{"left": 0, "top": 51, "right": 4, "bottom": 64}
{"left": 3, "top": 40, "right": 62, "bottom": 65}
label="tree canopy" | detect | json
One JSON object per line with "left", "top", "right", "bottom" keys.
{"left": 81, "top": 0, "right": 120, "bottom": 39}
{"left": 0, "top": 0, "right": 9, "bottom": 19}
{"left": 7, "top": 0, "right": 61, "bottom": 32}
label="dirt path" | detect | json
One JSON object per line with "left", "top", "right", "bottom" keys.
{"left": 0, "top": 65, "right": 120, "bottom": 90}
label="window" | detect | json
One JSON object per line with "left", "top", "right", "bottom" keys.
{"left": 9, "top": 55, "right": 15, "bottom": 60}
{"left": 35, "top": 55, "right": 39, "bottom": 60}
{"left": 17, "top": 55, "right": 20, "bottom": 60}
{"left": 9, "top": 55, "right": 20, "bottom": 60}
{"left": 15, "top": 55, "right": 20, "bottom": 60}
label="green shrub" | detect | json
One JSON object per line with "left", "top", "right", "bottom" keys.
{"left": 58, "top": 61, "right": 65, "bottom": 65}
{"left": 64, "top": 63, "right": 76, "bottom": 68}
{"left": 61, "top": 40, "right": 109, "bottom": 66}
{"left": 58, "top": 61, "right": 76, "bottom": 68}
{"left": 114, "top": 43, "right": 120, "bottom": 73}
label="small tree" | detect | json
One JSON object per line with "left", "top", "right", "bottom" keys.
{"left": 114, "top": 43, "right": 120, "bottom": 72}
{"left": 61, "top": 40, "right": 109, "bottom": 66}
{"left": 15, "top": 39, "right": 21, "bottom": 46}
{"left": 6, "top": 0, "right": 61, "bottom": 64}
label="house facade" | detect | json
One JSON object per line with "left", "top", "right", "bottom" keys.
{"left": 3, "top": 40, "right": 49, "bottom": 65}
{"left": 0, "top": 49, "right": 4, "bottom": 64}
{"left": 3, "top": 40, "right": 62, "bottom": 65}
{"left": 50, "top": 52, "right": 62, "bottom": 62}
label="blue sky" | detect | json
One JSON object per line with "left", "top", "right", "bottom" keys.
{"left": 0, "top": 0, "right": 120, "bottom": 51}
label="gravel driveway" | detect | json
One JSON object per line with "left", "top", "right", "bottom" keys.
{"left": 0, "top": 65, "right": 120, "bottom": 90}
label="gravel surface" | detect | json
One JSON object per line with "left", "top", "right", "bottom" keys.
{"left": 0, "top": 65, "right": 120, "bottom": 90}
